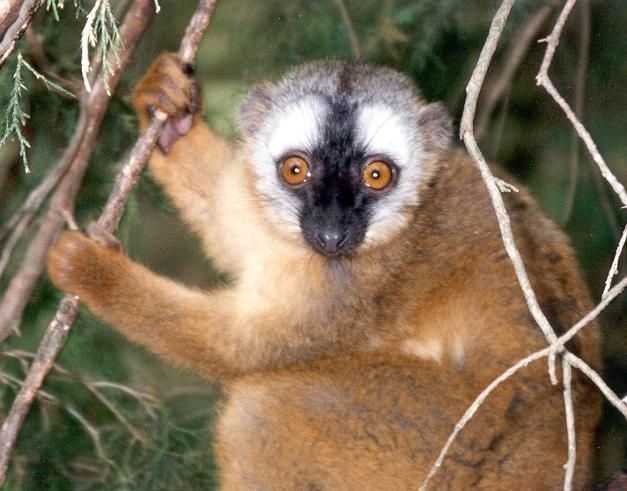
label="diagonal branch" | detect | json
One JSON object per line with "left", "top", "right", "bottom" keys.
{"left": 0, "top": 0, "right": 45, "bottom": 67}
{"left": 0, "top": 0, "right": 147, "bottom": 342}
{"left": 0, "top": 0, "right": 219, "bottom": 484}
{"left": 536, "top": 0, "right": 627, "bottom": 208}
{"left": 460, "top": 0, "right": 561, "bottom": 387}
{"left": 475, "top": 3, "right": 554, "bottom": 138}
{"left": 602, "top": 224, "right": 627, "bottom": 299}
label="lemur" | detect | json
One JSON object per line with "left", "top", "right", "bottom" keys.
{"left": 48, "top": 53, "right": 601, "bottom": 489}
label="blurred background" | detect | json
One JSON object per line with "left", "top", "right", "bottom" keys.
{"left": 0, "top": 0, "right": 625, "bottom": 488}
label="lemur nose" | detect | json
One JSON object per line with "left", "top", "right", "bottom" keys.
{"left": 316, "top": 229, "right": 347, "bottom": 254}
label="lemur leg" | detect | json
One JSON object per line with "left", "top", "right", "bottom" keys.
{"left": 132, "top": 53, "right": 234, "bottom": 253}
{"left": 47, "top": 232, "right": 329, "bottom": 378}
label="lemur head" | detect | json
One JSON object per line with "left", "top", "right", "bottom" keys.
{"left": 239, "top": 61, "right": 452, "bottom": 258}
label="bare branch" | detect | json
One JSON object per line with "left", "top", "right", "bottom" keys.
{"left": 0, "top": 0, "right": 45, "bottom": 67}
{"left": 559, "top": 274, "right": 627, "bottom": 348}
{"left": 536, "top": 0, "right": 627, "bottom": 208}
{"left": 24, "top": 27, "right": 82, "bottom": 95}
{"left": 566, "top": 353, "right": 627, "bottom": 420}
{"left": 459, "top": 0, "right": 515, "bottom": 139}
{"left": 419, "top": 346, "right": 553, "bottom": 490}
{"left": 0, "top": 370, "right": 112, "bottom": 467}
{"left": 475, "top": 3, "right": 554, "bottom": 138}
{"left": 602, "top": 225, "right": 627, "bottom": 300}
{"left": 0, "top": 208, "right": 30, "bottom": 281}
{"left": 464, "top": 135, "right": 560, "bottom": 380}
{"left": 460, "top": 0, "right": 562, "bottom": 384}
{"left": 0, "top": 155, "right": 82, "bottom": 283}
{"left": 420, "top": 270, "right": 627, "bottom": 489}
{"left": 0, "top": 0, "right": 220, "bottom": 483}
{"left": 562, "top": 357, "right": 576, "bottom": 490}
{"left": 0, "top": 0, "right": 153, "bottom": 342}
{"left": 424, "top": 1, "right": 627, "bottom": 488}
{"left": 1, "top": 349, "right": 158, "bottom": 441}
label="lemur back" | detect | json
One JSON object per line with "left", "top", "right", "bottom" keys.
{"left": 48, "top": 53, "right": 601, "bottom": 489}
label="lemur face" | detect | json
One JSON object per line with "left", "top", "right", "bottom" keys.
{"left": 240, "top": 62, "right": 451, "bottom": 258}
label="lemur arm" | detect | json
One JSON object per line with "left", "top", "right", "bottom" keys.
{"left": 47, "top": 231, "right": 328, "bottom": 378}
{"left": 132, "top": 53, "right": 234, "bottom": 256}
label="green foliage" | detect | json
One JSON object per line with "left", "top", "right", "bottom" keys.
{"left": 0, "top": 54, "right": 31, "bottom": 172}
{"left": 0, "top": 50, "right": 75, "bottom": 173}
{"left": 81, "top": 0, "right": 122, "bottom": 94}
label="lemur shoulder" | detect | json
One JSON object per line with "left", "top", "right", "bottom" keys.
{"left": 48, "top": 53, "right": 601, "bottom": 489}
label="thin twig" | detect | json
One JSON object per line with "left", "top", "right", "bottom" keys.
{"left": 0, "top": 371, "right": 112, "bottom": 467}
{"left": 566, "top": 353, "right": 627, "bottom": 420}
{"left": 558, "top": 274, "right": 627, "bottom": 349}
{"left": 1, "top": 349, "right": 157, "bottom": 443}
{"left": 333, "top": 0, "right": 361, "bottom": 59}
{"left": 420, "top": 271, "right": 627, "bottom": 490}
{"left": 602, "top": 225, "right": 627, "bottom": 299}
{"left": 0, "top": 0, "right": 219, "bottom": 484}
{"left": 562, "top": 357, "right": 576, "bottom": 490}
{"left": 423, "top": 1, "right": 627, "bottom": 488}
{"left": 476, "top": 3, "right": 554, "bottom": 138}
{"left": 536, "top": 0, "right": 627, "bottom": 208}
{"left": 561, "top": 0, "right": 590, "bottom": 225}
{"left": 419, "top": 346, "right": 553, "bottom": 490}
{"left": 24, "top": 27, "right": 82, "bottom": 95}
{"left": 0, "top": 0, "right": 45, "bottom": 67}
{"left": 460, "top": 0, "right": 561, "bottom": 384}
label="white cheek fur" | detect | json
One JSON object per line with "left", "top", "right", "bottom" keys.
{"left": 251, "top": 97, "right": 327, "bottom": 239}
{"left": 356, "top": 104, "right": 426, "bottom": 248}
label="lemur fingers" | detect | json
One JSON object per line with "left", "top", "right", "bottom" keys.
{"left": 47, "top": 231, "right": 127, "bottom": 304}
{"left": 132, "top": 52, "right": 202, "bottom": 153}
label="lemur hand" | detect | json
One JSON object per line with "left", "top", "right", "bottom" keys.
{"left": 47, "top": 231, "right": 127, "bottom": 302}
{"left": 132, "top": 52, "right": 202, "bottom": 154}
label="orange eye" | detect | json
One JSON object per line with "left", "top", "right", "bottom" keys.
{"left": 362, "top": 160, "right": 393, "bottom": 190}
{"left": 280, "top": 156, "right": 310, "bottom": 186}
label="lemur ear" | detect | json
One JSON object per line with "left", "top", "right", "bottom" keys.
{"left": 238, "top": 82, "right": 275, "bottom": 137}
{"left": 417, "top": 102, "right": 453, "bottom": 153}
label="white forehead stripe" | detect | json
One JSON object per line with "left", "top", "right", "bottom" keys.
{"left": 356, "top": 104, "right": 412, "bottom": 167}
{"left": 266, "top": 96, "right": 327, "bottom": 160}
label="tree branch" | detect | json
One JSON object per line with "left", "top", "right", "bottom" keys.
{"left": 0, "top": 0, "right": 153, "bottom": 342}
{"left": 562, "top": 356, "right": 576, "bottom": 490}
{"left": 419, "top": 345, "right": 553, "bottom": 491}
{"left": 0, "top": 0, "right": 219, "bottom": 484}
{"left": 536, "top": 0, "right": 627, "bottom": 208}
{"left": 475, "top": 3, "right": 554, "bottom": 138}
{"left": 423, "top": 1, "right": 627, "bottom": 489}
{"left": 602, "top": 224, "right": 627, "bottom": 300}
{"left": 0, "top": 0, "right": 45, "bottom": 67}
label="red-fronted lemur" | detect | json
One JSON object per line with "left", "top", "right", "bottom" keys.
{"left": 48, "top": 53, "right": 600, "bottom": 490}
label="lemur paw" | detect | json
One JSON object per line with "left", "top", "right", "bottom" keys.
{"left": 47, "top": 231, "right": 124, "bottom": 299}
{"left": 132, "top": 52, "right": 202, "bottom": 154}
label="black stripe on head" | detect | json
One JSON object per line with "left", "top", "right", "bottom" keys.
{"left": 297, "top": 67, "right": 374, "bottom": 257}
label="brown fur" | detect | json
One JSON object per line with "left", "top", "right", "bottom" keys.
{"left": 47, "top": 53, "right": 601, "bottom": 489}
